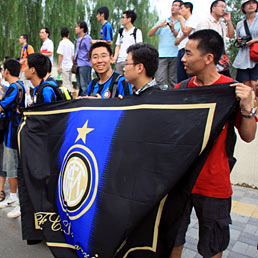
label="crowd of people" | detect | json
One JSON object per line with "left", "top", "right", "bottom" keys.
{"left": 0, "top": 0, "right": 257, "bottom": 257}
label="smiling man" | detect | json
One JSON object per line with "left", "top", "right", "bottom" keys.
{"left": 86, "top": 42, "right": 131, "bottom": 99}
{"left": 171, "top": 29, "right": 256, "bottom": 258}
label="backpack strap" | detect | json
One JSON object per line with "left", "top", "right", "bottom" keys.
{"left": 107, "top": 72, "right": 121, "bottom": 98}
{"left": 111, "top": 74, "right": 122, "bottom": 98}
{"left": 35, "top": 81, "right": 56, "bottom": 104}
{"left": 119, "top": 27, "right": 137, "bottom": 43}
{"left": 178, "top": 78, "right": 191, "bottom": 89}
{"left": 14, "top": 82, "right": 25, "bottom": 109}
{"left": 243, "top": 19, "right": 252, "bottom": 39}
{"left": 90, "top": 73, "right": 122, "bottom": 98}
{"left": 132, "top": 27, "right": 138, "bottom": 43}
{"left": 119, "top": 28, "right": 124, "bottom": 38}
{"left": 89, "top": 78, "right": 99, "bottom": 96}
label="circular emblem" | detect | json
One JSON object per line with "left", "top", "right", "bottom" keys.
{"left": 58, "top": 145, "right": 98, "bottom": 220}
{"left": 103, "top": 89, "right": 111, "bottom": 99}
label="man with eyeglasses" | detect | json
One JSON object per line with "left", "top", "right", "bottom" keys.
{"left": 148, "top": 0, "right": 182, "bottom": 89}
{"left": 113, "top": 10, "right": 143, "bottom": 75}
{"left": 196, "top": 0, "right": 234, "bottom": 77}
{"left": 123, "top": 43, "right": 160, "bottom": 95}
{"left": 86, "top": 42, "right": 132, "bottom": 99}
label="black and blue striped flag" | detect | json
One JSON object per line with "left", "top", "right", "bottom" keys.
{"left": 18, "top": 84, "right": 238, "bottom": 258}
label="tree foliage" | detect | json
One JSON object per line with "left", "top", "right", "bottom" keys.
{"left": 0, "top": 0, "right": 158, "bottom": 62}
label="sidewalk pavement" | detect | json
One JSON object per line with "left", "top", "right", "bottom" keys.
{"left": 182, "top": 185, "right": 258, "bottom": 258}
{"left": 1, "top": 185, "right": 257, "bottom": 258}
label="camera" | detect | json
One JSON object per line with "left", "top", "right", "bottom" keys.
{"left": 239, "top": 35, "right": 252, "bottom": 48}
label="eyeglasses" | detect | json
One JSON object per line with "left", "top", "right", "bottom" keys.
{"left": 216, "top": 4, "right": 226, "bottom": 9}
{"left": 121, "top": 16, "right": 127, "bottom": 19}
{"left": 91, "top": 54, "right": 110, "bottom": 61}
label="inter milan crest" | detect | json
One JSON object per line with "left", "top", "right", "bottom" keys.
{"left": 103, "top": 89, "right": 111, "bottom": 99}
{"left": 58, "top": 120, "right": 98, "bottom": 220}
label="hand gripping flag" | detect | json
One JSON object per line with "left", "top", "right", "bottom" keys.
{"left": 18, "top": 84, "right": 238, "bottom": 258}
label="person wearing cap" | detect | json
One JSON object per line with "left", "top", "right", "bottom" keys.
{"left": 233, "top": 0, "right": 258, "bottom": 89}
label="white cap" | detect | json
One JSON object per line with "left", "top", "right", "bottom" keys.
{"left": 241, "top": 0, "right": 256, "bottom": 7}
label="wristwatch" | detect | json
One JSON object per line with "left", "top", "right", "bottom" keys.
{"left": 240, "top": 107, "right": 257, "bottom": 118}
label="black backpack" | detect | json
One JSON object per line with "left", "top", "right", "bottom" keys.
{"left": 119, "top": 27, "right": 138, "bottom": 43}
{"left": 89, "top": 72, "right": 122, "bottom": 98}
{"left": 0, "top": 81, "right": 25, "bottom": 142}
{"left": 35, "top": 80, "right": 72, "bottom": 104}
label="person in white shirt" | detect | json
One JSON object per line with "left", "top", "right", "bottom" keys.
{"left": 196, "top": 0, "right": 235, "bottom": 77}
{"left": 175, "top": 2, "right": 199, "bottom": 83}
{"left": 113, "top": 10, "right": 143, "bottom": 75}
{"left": 57, "top": 28, "right": 75, "bottom": 92}
{"left": 40, "top": 27, "right": 54, "bottom": 64}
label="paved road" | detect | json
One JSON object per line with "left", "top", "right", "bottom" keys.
{"left": 0, "top": 207, "right": 52, "bottom": 258}
{"left": 0, "top": 185, "right": 257, "bottom": 257}
{"left": 182, "top": 185, "right": 258, "bottom": 258}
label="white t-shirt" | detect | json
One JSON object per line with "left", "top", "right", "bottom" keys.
{"left": 177, "top": 15, "right": 199, "bottom": 50}
{"left": 57, "top": 38, "right": 74, "bottom": 70}
{"left": 0, "top": 73, "right": 9, "bottom": 87}
{"left": 40, "top": 38, "right": 54, "bottom": 64}
{"left": 116, "top": 27, "right": 143, "bottom": 62}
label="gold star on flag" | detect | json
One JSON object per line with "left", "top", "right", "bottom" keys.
{"left": 75, "top": 120, "right": 94, "bottom": 144}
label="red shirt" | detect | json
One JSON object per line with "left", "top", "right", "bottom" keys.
{"left": 175, "top": 75, "right": 236, "bottom": 198}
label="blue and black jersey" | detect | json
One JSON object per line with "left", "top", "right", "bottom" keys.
{"left": 99, "top": 21, "right": 113, "bottom": 41}
{"left": 87, "top": 72, "right": 132, "bottom": 99}
{"left": 33, "top": 76, "right": 57, "bottom": 105}
{"left": 0, "top": 80, "right": 25, "bottom": 149}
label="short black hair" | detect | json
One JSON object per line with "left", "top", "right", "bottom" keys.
{"left": 27, "top": 53, "right": 50, "bottom": 79}
{"left": 3, "top": 56, "right": 11, "bottom": 62}
{"left": 46, "top": 56, "right": 52, "bottom": 73}
{"left": 97, "top": 6, "right": 109, "bottom": 20}
{"left": 89, "top": 42, "right": 112, "bottom": 59}
{"left": 173, "top": 0, "right": 183, "bottom": 5}
{"left": 77, "top": 21, "right": 88, "bottom": 33}
{"left": 188, "top": 29, "right": 224, "bottom": 65}
{"left": 182, "top": 2, "right": 193, "bottom": 14}
{"left": 41, "top": 27, "right": 50, "bottom": 37}
{"left": 3, "top": 58, "right": 20, "bottom": 77}
{"left": 210, "top": 0, "right": 226, "bottom": 13}
{"left": 61, "top": 27, "right": 69, "bottom": 38}
{"left": 123, "top": 10, "right": 137, "bottom": 24}
{"left": 127, "top": 43, "right": 159, "bottom": 78}
{"left": 21, "top": 34, "right": 28, "bottom": 42}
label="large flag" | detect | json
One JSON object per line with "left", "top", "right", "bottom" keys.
{"left": 18, "top": 84, "right": 238, "bottom": 258}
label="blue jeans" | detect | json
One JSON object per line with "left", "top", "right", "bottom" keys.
{"left": 76, "top": 65, "right": 91, "bottom": 96}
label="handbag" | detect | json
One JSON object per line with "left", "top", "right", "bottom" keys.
{"left": 249, "top": 42, "right": 258, "bottom": 62}
{"left": 216, "top": 53, "right": 232, "bottom": 72}
{"left": 71, "top": 37, "right": 83, "bottom": 74}
{"left": 243, "top": 19, "right": 258, "bottom": 62}
{"left": 71, "top": 61, "right": 78, "bottom": 74}
{"left": 216, "top": 23, "right": 232, "bottom": 72}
